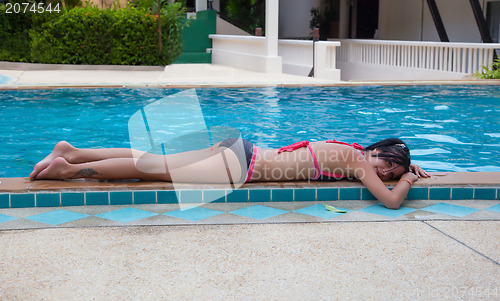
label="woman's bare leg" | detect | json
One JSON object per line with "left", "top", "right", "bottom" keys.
{"left": 30, "top": 141, "right": 135, "bottom": 180}
{"left": 34, "top": 146, "right": 243, "bottom": 184}
{"left": 30, "top": 141, "right": 221, "bottom": 180}
{"left": 35, "top": 157, "right": 171, "bottom": 181}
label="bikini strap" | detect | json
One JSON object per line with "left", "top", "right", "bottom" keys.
{"left": 278, "top": 140, "right": 310, "bottom": 153}
{"left": 326, "top": 140, "right": 365, "bottom": 151}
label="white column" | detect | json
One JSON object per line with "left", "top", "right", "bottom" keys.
{"left": 195, "top": 0, "right": 207, "bottom": 11}
{"left": 266, "top": 0, "right": 279, "bottom": 56}
{"left": 265, "top": 0, "right": 282, "bottom": 73}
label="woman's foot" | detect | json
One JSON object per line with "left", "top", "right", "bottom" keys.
{"left": 34, "top": 157, "right": 73, "bottom": 180}
{"left": 30, "top": 141, "right": 76, "bottom": 180}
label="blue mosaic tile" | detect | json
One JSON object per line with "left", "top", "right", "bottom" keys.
{"left": 358, "top": 203, "right": 417, "bottom": 218}
{"left": 0, "top": 194, "right": 9, "bottom": 208}
{"left": 316, "top": 188, "right": 338, "bottom": 201}
{"left": 180, "top": 190, "right": 203, "bottom": 204}
{"left": 157, "top": 190, "right": 178, "bottom": 204}
{"left": 429, "top": 188, "right": 451, "bottom": 200}
{"left": 294, "top": 189, "right": 315, "bottom": 202}
{"left": 422, "top": 203, "right": 480, "bottom": 217}
{"left": 339, "top": 188, "right": 361, "bottom": 200}
{"left": 485, "top": 204, "right": 500, "bottom": 213}
{"left": 0, "top": 214, "right": 17, "bottom": 223}
{"left": 474, "top": 188, "right": 496, "bottom": 200}
{"left": 26, "top": 210, "right": 89, "bottom": 225}
{"left": 133, "top": 191, "right": 156, "bottom": 204}
{"left": 230, "top": 205, "right": 288, "bottom": 220}
{"left": 361, "top": 188, "right": 376, "bottom": 201}
{"left": 227, "top": 189, "right": 248, "bottom": 203}
{"left": 11, "top": 194, "right": 35, "bottom": 208}
{"left": 452, "top": 188, "right": 474, "bottom": 200}
{"left": 295, "top": 204, "right": 351, "bottom": 219}
{"left": 36, "top": 193, "right": 60, "bottom": 207}
{"left": 61, "top": 193, "right": 85, "bottom": 207}
{"left": 249, "top": 190, "right": 271, "bottom": 202}
{"left": 406, "top": 187, "right": 429, "bottom": 200}
{"left": 96, "top": 208, "right": 157, "bottom": 223}
{"left": 164, "top": 207, "right": 223, "bottom": 221}
{"left": 110, "top": 191, "right": 133, "bottom": 205}
{"left": 272, "top": 189, "right": 293, "bottom": 202}
{"left": 204, "top": 190, "right": 226, "bottom": 203}
{"left": 86, "top": 192, "right": 109, "bottom": 206}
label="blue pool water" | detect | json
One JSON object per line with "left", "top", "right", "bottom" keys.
{"left": 1, "top": 85, "right": 499, "bottom": 177}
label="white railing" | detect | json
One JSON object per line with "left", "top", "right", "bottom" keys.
{"left": 209, "top": 35, "right": 282, "bottom": 73}
{"left": 278, "top": 40, "right": 341, "bottom": 79}
{"left": 210, "top": 34, "right": 341, "bottom": 80}
{"left": 314, "top": 41, "right": 341, "bottom": 80}
{"left": 278, "top": 39, "right": 313, "bottom": 76}
{"left": 337, "top": 39, "right": 500, "bottom": 74}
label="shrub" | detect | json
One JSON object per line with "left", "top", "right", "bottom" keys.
{"left": 0, "top": 3, "right": 35, "bottom": 62}
{"left": 474, "top": 58, "right": 500, "bottom": 79}
{"left": 1, "top": 1, "right": 185, "bottom": 65}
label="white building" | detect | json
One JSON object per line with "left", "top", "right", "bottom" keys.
{"left": 199, "top": 0, "right": 500, "bottom": 80}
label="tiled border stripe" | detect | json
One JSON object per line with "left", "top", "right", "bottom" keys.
{"left": 0, "top": 187, "right": 498, "bottom": 208}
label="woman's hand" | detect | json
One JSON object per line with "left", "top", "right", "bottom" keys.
{"left": 409, "top": 164, "right": 430, "bottom": 178}
{"left": 401, "top": 171, "right": 419, "bottom": 183}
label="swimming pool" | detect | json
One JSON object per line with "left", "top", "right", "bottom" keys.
{"left": 1, "top": 85, "right": 499, "bottom": 177}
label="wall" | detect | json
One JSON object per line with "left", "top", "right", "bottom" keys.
{"left": 378, "top": 0, "right": 423, "bottom": 40}
{"left": 279, "top": 0, "right": 320, "bottom": 38}
{"left": 378, "top": 0, "right": 484, "bottom": 42}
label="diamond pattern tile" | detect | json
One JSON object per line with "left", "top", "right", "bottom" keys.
{"left": 164, "top": 207, "right": 224, "bottom": 221}
{"left": 0, "top": 214, "right": 17, "bottom": 223}
{"left": 26, "top": 210, "right": 89, "bottom": 225}
{"left": 295, "top": 204, "right": 351, "bottom": 219}
{"left": 358, "top": 203, "right": 417, "bottom": 218}
{"left": 230, "top": 205, "right": 288, "bottom": 220}
{"left": 96, "top": 208, "right": 157, "bottom": 223}
{"left": 421, "top": 203, "right": 480, "bottom": 217}
{"left": 485, "top": 203, "right": 500, "bottom": 213}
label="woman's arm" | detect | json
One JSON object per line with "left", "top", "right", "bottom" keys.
{"left": 348, "top": 152, "right": 419, "bottom": 209}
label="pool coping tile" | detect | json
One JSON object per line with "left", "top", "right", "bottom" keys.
{"left": 61, "top": 192, "right": 85, "bottom": 207}
{"left": 11, "top": 194, "right": 35, "bottom": 208}
{"left": 133, "top": 191, "right": 156, "bottom": 205}
{"left": 317, "top": 188, "right": 338, "bottom": 201}
{"left": 0, "top": 194, "right": 9, "bottom": 208}
{"left": 272, "top": 189, "right": 293, "bottom": 202}
{"left": 429, "top": 188, "right": 451, "bottom": 200}
{"left": 203, "top": 190, "right": 227, "bottom": 203}
{"left": 85, "top": 192, "right": 109, "bottom": 206}
{"left": 339, "top": 188, "right": 361, "bottom": 200}
{"left": 249, "top": 189, "right": 271, "bottom": 202}
{"left": 474, "top": 188, "right": 497, "bottom": 200}
{"left": 36, "top": 193, "right": 61, "bottom": 207}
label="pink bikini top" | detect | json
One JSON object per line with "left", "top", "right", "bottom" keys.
{"left": 277, "top": 140, "right": 365, "bottom": 180}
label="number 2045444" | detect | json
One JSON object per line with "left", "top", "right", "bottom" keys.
{"left": 4, "top": 2, "right": 61, "bottom": 14}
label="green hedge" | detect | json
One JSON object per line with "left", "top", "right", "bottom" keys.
{"left": 0, "top": 5, "right": 34, "bottom": 62}
{"left": 0, "top": 2, "right": 186, "bottom": 65}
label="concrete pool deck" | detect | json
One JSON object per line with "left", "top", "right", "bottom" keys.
{"left": 2, "top": 61, "right": 500, "bottom": 88}
{"left": 0, "top": 63, "right": 499, "bottom": 299}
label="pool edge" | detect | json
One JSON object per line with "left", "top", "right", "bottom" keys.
{"left": 0, "top": 172, "right": 498, "bottom": 208}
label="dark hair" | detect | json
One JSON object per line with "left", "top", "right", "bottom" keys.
{"left": 365, "top": 138, "right": 411, "bottom": 172}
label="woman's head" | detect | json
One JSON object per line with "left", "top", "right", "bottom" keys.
{"left": 365, "top": 138, "right": 411, "bottom": 180}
